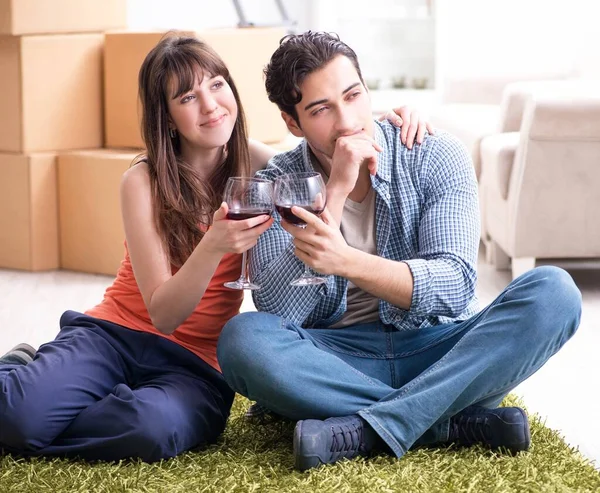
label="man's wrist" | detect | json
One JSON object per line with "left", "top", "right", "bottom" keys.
{"left": 326, "top": 184, "right": 350, "bottom": 209}
{"left": 338, "top": 246, "right": 361, "bottom": 278}
{"left": 327, "top": 180, "right": 353, "bottom": 198}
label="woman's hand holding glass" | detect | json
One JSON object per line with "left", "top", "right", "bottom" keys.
{"left": 206, "top": 177, "right": 273, "bottom": 290}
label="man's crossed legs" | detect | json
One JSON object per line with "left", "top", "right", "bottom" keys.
{"left": 217, "top": 266, "right": 581, "bottom": 470}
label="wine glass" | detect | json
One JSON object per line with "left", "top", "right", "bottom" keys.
{"left": 274, "top": 172, "right": 327, "bottom": 286}
{"left": 223, "top": 177, "right": 273, "bottom": 290}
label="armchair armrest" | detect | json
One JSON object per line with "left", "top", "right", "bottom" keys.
{"left": 499, "top": 79, "right": 593, "bottom": 133}
{"left": 522, "top": 91, "right": 600, "bottom": 141}
{"left": 480, "top": 132, "right": 520, "bottom": 200}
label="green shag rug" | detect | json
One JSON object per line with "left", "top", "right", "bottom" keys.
{"left": 1, "top": 395, "right": 598, "bottom": 493}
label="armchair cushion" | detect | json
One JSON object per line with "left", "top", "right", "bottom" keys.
{"left": 480, "top": 132, "right": 520, "bottom": 200}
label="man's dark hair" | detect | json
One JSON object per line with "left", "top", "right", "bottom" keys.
{"left": 264, "top": 31, "right": 364, "bottom": 123}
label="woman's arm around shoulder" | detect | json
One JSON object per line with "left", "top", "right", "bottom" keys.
{"left": 248, "top": 138, "right": 278, "bottom": 174}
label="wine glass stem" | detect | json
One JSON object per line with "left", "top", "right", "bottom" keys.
{"left": 239, "top": 250, "right": 249, "bottom": 283}
{"left": 297, "top": 224, "right": 313, "bottom": 279}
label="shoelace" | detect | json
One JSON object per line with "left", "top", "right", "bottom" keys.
{"left": 451, "top": 414, "right": 492, "bottom": 446}
{"left": 330, "top": 423, "right": 363, "bottom": 458}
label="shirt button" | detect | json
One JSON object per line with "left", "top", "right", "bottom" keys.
{"left": 385, "top": 192, "right": 391, "bottom": 199}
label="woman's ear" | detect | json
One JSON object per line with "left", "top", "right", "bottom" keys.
{"left": 281, "top": 111, "right": 304, "bottom": 138}
{"left": 167, "top": 116, "right": 177, "bottom": 136}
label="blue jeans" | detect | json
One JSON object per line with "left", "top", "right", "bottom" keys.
{"left": 0, "top": 311, "right": 234, "bottom": 462}
{"left": 217, "top": 266, "right": 581, "bottom": 457}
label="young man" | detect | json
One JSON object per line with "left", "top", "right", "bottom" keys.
{"left": 216, "top": 32, "right": 582, "bottom": 471}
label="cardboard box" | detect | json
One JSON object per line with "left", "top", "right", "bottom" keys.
{"left": 204, "top": 28, "right": 289, "bottom": 145}
{"left": 0, "top": 0, "right": 126, "bottom": 35}
{"left": 0, "top": 33, "right": 104, "bottom": 153}
{"left": 104, "top": 28, "right": 288, "bottom": 149}
{"left": 0, "top": 152, "right": 59, "bottom": 271}
{"left": 58, "top": 149, "right": 138, "bottom": 276}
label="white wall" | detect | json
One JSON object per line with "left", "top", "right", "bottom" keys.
{"left": 290, "top": 0, "right": 437, "bottom": 89}
{"left": 574, "top": 3, "right": 600, "bottom": 79}
{"left": 125, "top": 0, "right": 600, "bottom": 88}
{"left": 306, "top": 0, "right": 600, "bottom": 90}
{"left": 435, "top": 0, "right": 599, "bottom": 86}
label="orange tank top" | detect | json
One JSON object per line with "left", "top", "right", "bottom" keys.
{"left": 85, "top": 243, "right": 244, "bottom": 372}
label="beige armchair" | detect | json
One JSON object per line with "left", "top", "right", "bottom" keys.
{"left": 429, "top": 74, "right": 577, "bottom": 260}
{"left": 480, "top": 91, "right": 600, "bottom": 279}
{"left": 431, "top": 74, "right": 573, "bottom": 177}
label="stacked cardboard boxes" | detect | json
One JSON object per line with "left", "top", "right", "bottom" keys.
{"left": 1, "top": 2, "right": 290, "bottom": 275}
{"left": 0, "top": 0, "right": 126, "bottom": 35}
{"left": 0, "top": 153, "right": 58, "bottom": 271}
{"left": 0, "top": 0, "right": 126, "bottom": 272}
{"left": 104, "top": 28, "right": 288, "bottom": 149}
{"left": 58, "top": 149, "right": 139, "bottom": 275}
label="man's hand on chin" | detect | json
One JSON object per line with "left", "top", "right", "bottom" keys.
{"left": 328, "top": 133, "right": 381, "bottom": 194}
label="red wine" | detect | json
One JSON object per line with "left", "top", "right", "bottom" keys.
{"left": 226, "top": 209, "right": 272, "bottom": 220}
{"left": 276, "top": 204, "right": 325, "bottom": 226}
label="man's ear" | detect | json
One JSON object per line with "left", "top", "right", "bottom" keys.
{"left": 281, "top": 111, "right": 304, "bottom": 138}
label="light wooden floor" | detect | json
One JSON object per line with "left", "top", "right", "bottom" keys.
{"left": 1, "top": 256, "right": 598, "bottom": 466}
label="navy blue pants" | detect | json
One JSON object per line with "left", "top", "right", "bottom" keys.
{"left": 0, "top": 311, "right": 234, "bottom": 462}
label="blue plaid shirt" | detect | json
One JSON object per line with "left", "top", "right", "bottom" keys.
{"left": 251, "top": 120, "right": 480, "bottom": 330}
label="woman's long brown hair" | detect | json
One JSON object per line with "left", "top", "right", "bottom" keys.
{"left": 137, "top": 34, "right": 250, "bottom": 267}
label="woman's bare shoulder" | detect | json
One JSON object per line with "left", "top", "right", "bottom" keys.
{"left": 121, "top": 159, "right": 151, "bottom": 194}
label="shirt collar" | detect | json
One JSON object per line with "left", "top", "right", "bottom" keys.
{"left": 373, "top": 120, "right": 391, "bottom": 183}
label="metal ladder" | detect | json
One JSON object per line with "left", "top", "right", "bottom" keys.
{"left": 231, "top": 0, "right": 296, "bottom": 30}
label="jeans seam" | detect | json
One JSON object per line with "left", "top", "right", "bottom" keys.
{"left": 320, "top": 348, "right": 390, "bottom": 359}
{"left": 359, "top": 409, "right": 406, "bottom": 457}
{"left": 341, "top": 361, "right": 384, "bottom": 387}
{"left": 473, "top": 339, "right": 563, "bottom": 407}
{"left": 387, "top": 332, "right": 397, "bottom": 388}
{"left": 284, "top": 318, "right": 384, "bottom": 388}
{"left": 389, "top": 327, "right": 466, "bottom": 358}
{"left": 366, "top": 289, "right": 510, "bottom": 412}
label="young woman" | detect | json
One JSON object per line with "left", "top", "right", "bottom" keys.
{"left": 0, "top": 34, "right": 431, "bottom": 463}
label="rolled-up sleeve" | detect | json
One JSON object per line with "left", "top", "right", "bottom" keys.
{"left": 403, "top": 134, "right": 480, "bottom": 317}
